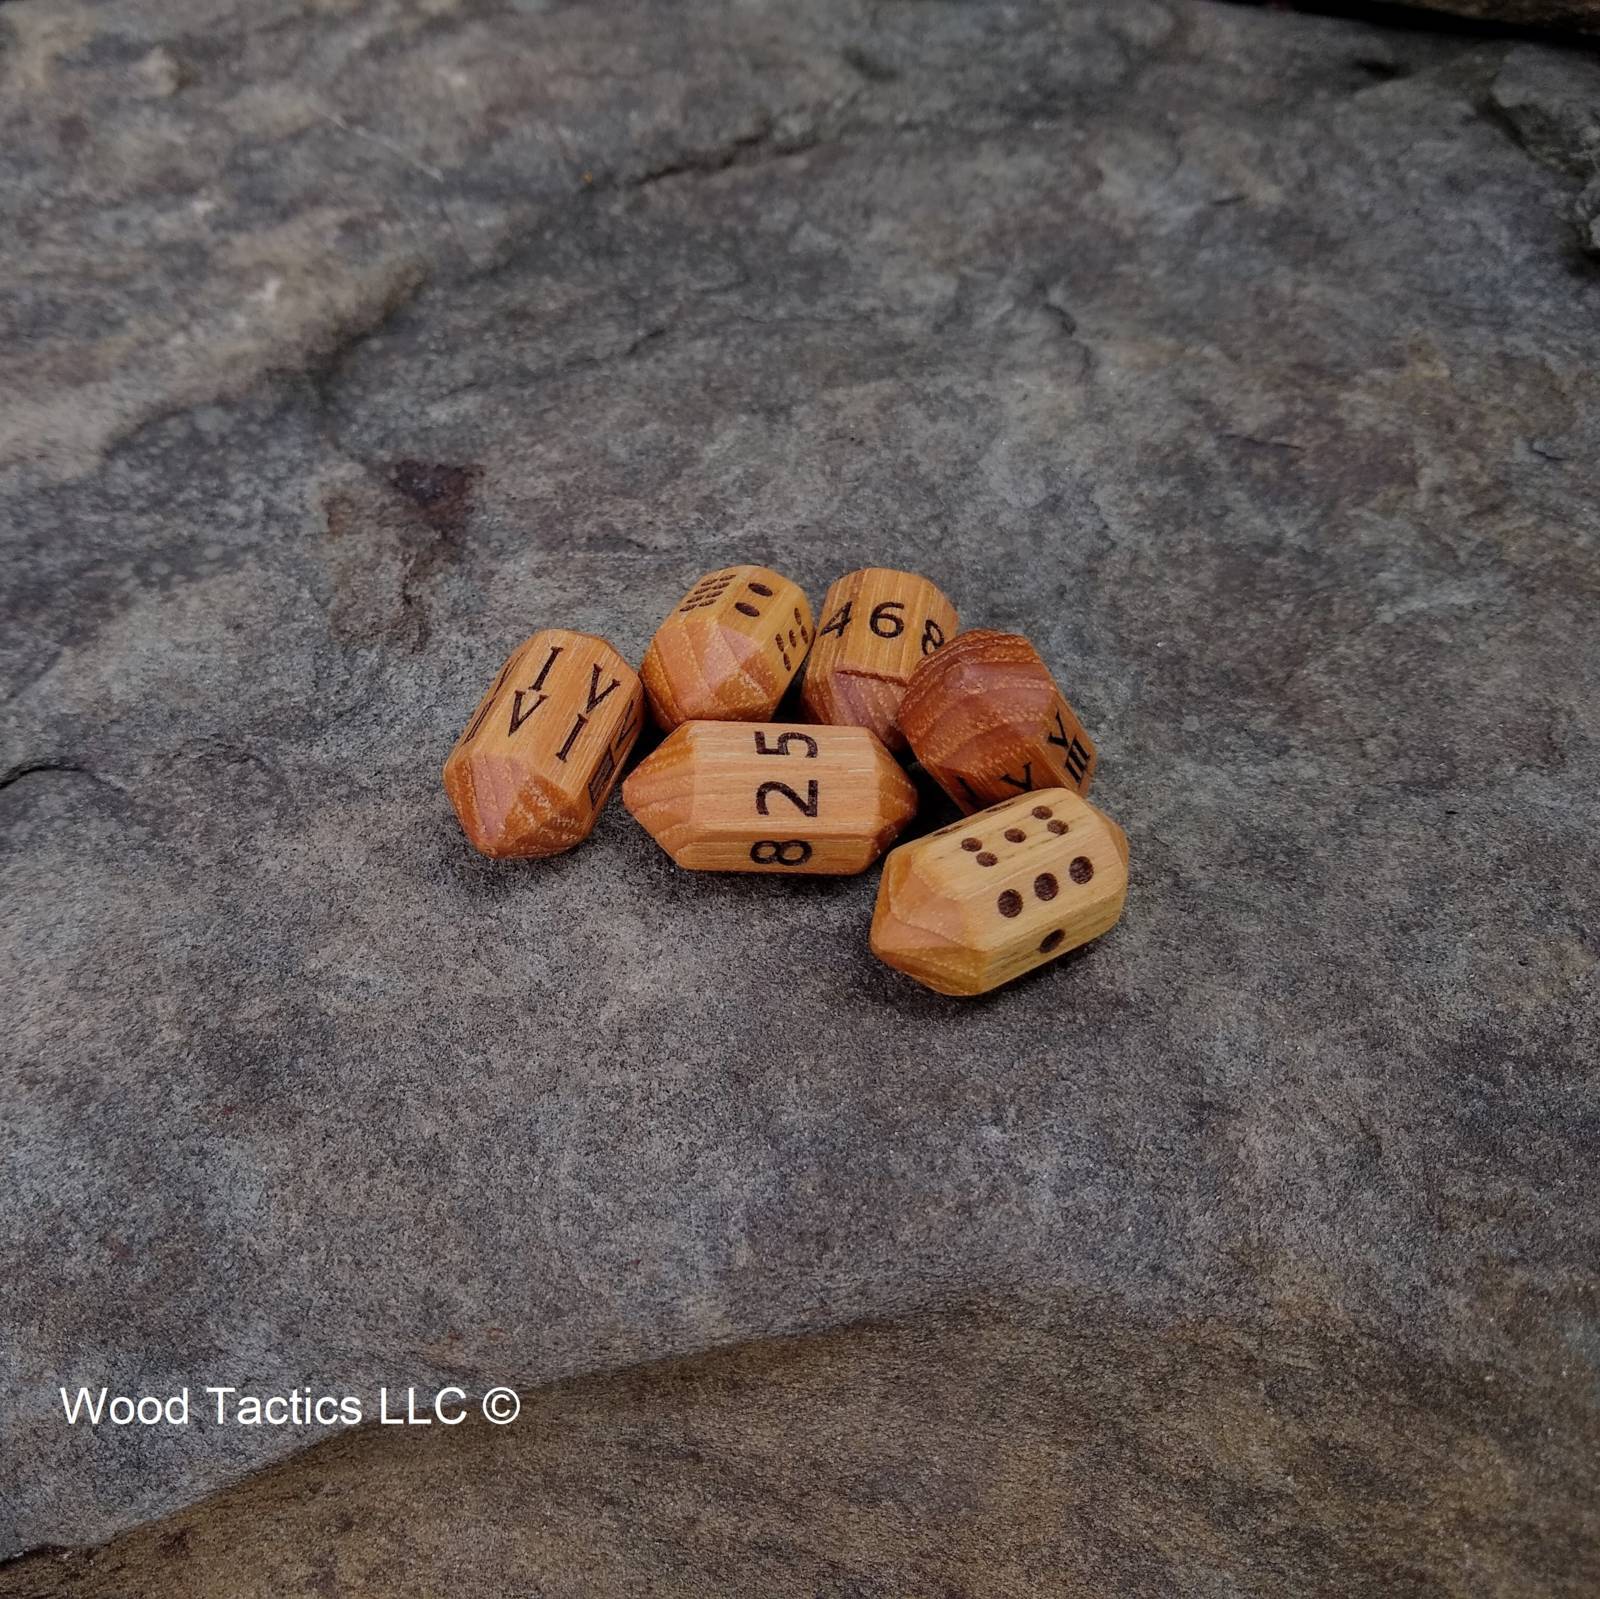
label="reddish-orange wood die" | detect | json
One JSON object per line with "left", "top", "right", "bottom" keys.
{"left": 799, "top": 567, "right": 959, "bottom": 753}
{"left": 899, "top": 629, "right": 1098, "bottom": 814}
{"left": 622, "top": 720, "right": 917, "bottom": 874}
{"left": 444, "top": 628, "right": 644, "bottom": 858}
{"left": 870, "top": 788, "right": 1128, "bottom": 996}
{"left": 640, "top": 565, "right": 814, "bottom": 731}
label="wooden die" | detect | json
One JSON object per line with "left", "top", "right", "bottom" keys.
{"left": 899, "top": 629, "right": 1097, "bottom": 813}
{"left": 799, "top": 566, "right": 959, "bottom": 753}
{"left": 444, "top": 628, "right": 644, "bottom": 858}
{"left": 870, "top": 788, "right": 1127, "bottom": 995}
{"left": 640, "top": 565, "right": 814, "bottom": 731}
{"left": 623, "top": 720, "right": 916, "bottom": 874}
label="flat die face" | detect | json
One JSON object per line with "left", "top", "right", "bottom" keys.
{"left": 444, "top": 629, "right": 644, "bottom": 858}
{"left": 799, "top": 567, "right": 959, "bottom": 753}
{"left": 871, "top": 788, "right": 1127, "bottom": 995}
{"left": 901, "top": 629, "right": 1097, "bottom": 814}
{"left": 640, "top": 565, "right": 814, "bottom": 729}
{"left": 622, "top": 720, "right": 918, "bottom": 874}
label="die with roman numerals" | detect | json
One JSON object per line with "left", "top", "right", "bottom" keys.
{"left": 622, "top": 720, "right": 917, "bottom": 874}
{"left": 899, "top": 629, "right": 1098, "bottom": 814}
{"left": 870, "top": 788, "right": 1128, "bottom": 995}
{"left": 640, "top": 565, "right": 814, "bottom": 731}
{"left": 444, "top": 628, "right": 644, "bottom": 858}
{"left": 799, "top": 566, "right": 959, "bottom": 754}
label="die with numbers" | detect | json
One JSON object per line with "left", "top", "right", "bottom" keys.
{"left": 899, "top": 629, "right": 1098, "bottom": 814}
{"left": 799, "top": 567, "right": 959, "bottom": 754}
{"left": 640, "top": 565, "right": 814, "bottom": 731}
{"left": 870, "top": 787, "right": 1128, "bottom": 996}
{"left": 622, "top": 720, "right": 917, "bottom": 874}
{"left": 444, "top": 628, "right": 644, "bottom": 858}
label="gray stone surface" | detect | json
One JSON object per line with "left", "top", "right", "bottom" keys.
{"left": 2, "top": 0, "right": 1598, "bottom": 1566}
{"left": 5, "top": 1295, "right": 1598, "bottom": 1597}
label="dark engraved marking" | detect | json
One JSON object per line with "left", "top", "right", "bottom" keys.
{"left": 556, "top": 714, "right": 588, "bottom": 762}
{"left": 586, "top": 745, "right": 617, "bottom": 805}
{"left": 870, "top": 600, "right": 905, "bottom": 638}
{"left": 750, "top": 839, "right": 813, "bottom": 866}
{"left": 921, "top": 617, "right": 945, "bottom": 656}
{"left": 1005, "top": 828, "right": 1026, "bottom": 843}
{"left": 961, "top": 838, "right": 982, "bottom": 852}
{"left": 776, "top": 638, "right": 793, "bottom": 671}
{"left": 529, "top": 646, "right": 562, "bottom": 692}
{"left": 755, "top": 731, "right": 819, "bottom": 758}
{"left": 464, "top": 645, "right": 529, "bottom": 741}
{"left": 1069, "top": 856, "right": 1094, "bottom": 884}
{"left": 584, "top": 664, "right": 621, "bottom": 712}
{"left": 755, "top": 779, "right": 820, "bottom": 818}
{"left": 613, "top": 694, "right": 644, "bottom": 750}
{"left": 748, "top": 581, "right": 774, "bottom": 597}
{"left": 1047, "top": 708, "right": 1092, "bottom": 782}
{"left": 788, "top": 628, "right": 798, "bottom": 647}
{"left": 1032, "top": 806, "right": 1053, "bottom": 819}
{"left": 818, "top": 600, "right": 852, "bottom": 639}
{"left": 1039, "top": 929, "right": 1065, "bottom": 953}
{"left": 956, "top": 775, "right": 984, "bottom": 809}
{"left": 999, "top": 763, "right": 1035, "bottom": 792}
{"left": 997, "top": 890, "right": 1023, "bottom": 918}
{"left": 506, "top": 690, "right": 549, "bottom": 737}
{"left": 503, "top": 642, "right": 566, "bottom": 737}
{"left": 976, "top": 851, "right": 998, "bottom": 867}
{"left": 1034, "top": 872, "right": 1059, "bottom": 901}
{"left": 735, "top": 601, "right": 761, "bottom": 617}
{"left": 1047, "top": 819, "right": 1068, "bottom": 836}
{"left": 678, "top": 571, "right": 736, "bottom": 612}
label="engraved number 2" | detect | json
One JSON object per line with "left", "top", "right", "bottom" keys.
{"left": 755, "top": 780, "right": 819, "bottom": 817}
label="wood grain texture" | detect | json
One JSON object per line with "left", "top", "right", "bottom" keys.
{"left": 899, "top": 629, "right": 1099, "bottom": 814}
{"left": 870, "top": 787, "right": 1127, "bottom": 995}
{"left": 443, "top": 629, "right": 643, "bottom": 858}
{"left": 798, "top": 567, "right": 959, "bottom": 753}
{"left": 623, "top": 720, "right": 917, "bottom": 874}
{"left": 640, "top": 566, "right": 814, "bottom": 730}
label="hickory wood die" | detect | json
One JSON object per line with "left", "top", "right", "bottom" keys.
{"left": 640, "top": 565, "right": 814, "bottom": 731}
{"left": 899, "top": 629, "right": 1098, "bottom": 814}
{"left": 444, "top": 628, "right": 644, "bottom": 858}
{"left": 870, "top": 787, "right": 1128, "bottom": 996}
{"left": 622, "top": 720, "right": 917, "bottom": 874}
{"left": 798, "top": 567, "right": 959, "bottom": 754}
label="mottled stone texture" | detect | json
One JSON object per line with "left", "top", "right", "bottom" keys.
{"left": 4, "top": 1297, "right": 1598, "bottom": 1598}
{"left": 2, "top": 0, "right": 1598, "bottom": 1574}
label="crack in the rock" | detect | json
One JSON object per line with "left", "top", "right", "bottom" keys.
{"left": 620, "top": 118, "right": 828, "bottom": 190}
{"left": 0, "top": 759, "right": 110, "bottom": 793}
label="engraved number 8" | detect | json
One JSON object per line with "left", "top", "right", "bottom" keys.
{"left": 750, "top": 839, "right": 813, "bottom": 866}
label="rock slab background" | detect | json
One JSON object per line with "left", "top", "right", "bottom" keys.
{"left": 3, "top": 0, "right": 1598, "bottom": 1570}
{"left": 6, "top": 1297, "right": 1599, "bottom": 1597}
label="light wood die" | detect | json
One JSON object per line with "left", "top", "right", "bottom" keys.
{"left": 870, "top": 788, "right": 1128, "bottom": 995}
{"left": 443, "top": 628, "right": 644, "bottom": 859}
{"left": 623, "top": 720, "right": 917, "bottom": 874}
{"left": 640, "top": 565, "right": 814, "bottom": 731}
{"left": 798, "top": 566, "right": 959, "bottom": 754}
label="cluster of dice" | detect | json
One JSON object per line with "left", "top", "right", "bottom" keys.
{"left": 443, "top": 565, "right": 1128, "bottom": 996}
